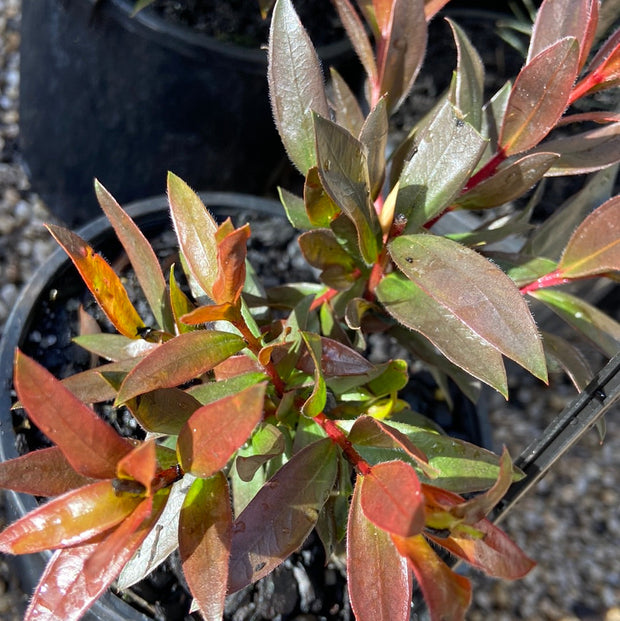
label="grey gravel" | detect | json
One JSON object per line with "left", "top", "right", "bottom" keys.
{"left": 1, "top": 1, "right": 619, "bottom": 620}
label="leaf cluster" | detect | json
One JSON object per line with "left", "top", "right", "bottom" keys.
{"left": 1, "top": 0, "right": 619, "bottom": 620}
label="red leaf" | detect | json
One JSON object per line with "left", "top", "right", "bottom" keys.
{"left": 177, "top": 383, "right": 267, "bottom": 477}
{"left": 179, "top": 473, "right": 232, "bottom": 621}
{"left": 0, "top": 447, "right": 94, "bottom": 497}
{"left": 392, "top": 533, "right": 472, "bottom": 621}
{"left": 46, "top": 224, "right": 146, "bottom": 339}
{"left": 25, "top": 492, "right": 167, "bottom": 621}
{"left": 181, "top": 302, "right": 239, "bottom": 325}
{"left": 212, "top": 224, "right": 251, "bottom": 305}
{"left": 214, "top": 354, "right": 264, "bottom": 380}
{"left": 0, "top": 480, "right": 141, "bottom": 554}
{"left": 360, "top": 461, "right": 425, "bottom": 538}
{"left": 348, "top": 476, "right": 412, "bottom": 621}
{"left": 296, "top": 336, "right": 374, "bottom": 376}
{"left": 116, "top": 439, "right": 158, "bottom": 495}
{"left": 14, "top": 350, "right": 132, "bottom": 479}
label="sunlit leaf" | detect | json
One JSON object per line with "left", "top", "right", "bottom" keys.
{"left": 72, "top": 333, "right": 158, "bottom": 362}
{"left": 179, "top": 473, "right": 232, "bottom": 621}
{"left": 167, "top": 172, "right": 218, "bottom": 299}
{"left": 557, "top": 196, "right": 620, "bottom": 278}
{"left": 392, "top": 533, "right": 472, "bottom": 621}
{"left": 128, "top": 387, "right": 201, "bottom": 435}
{"left": 0, "top": 480, "right": 141, "bottom": 554}
{"left": 169, "top": 264, "right": 196, "bottom": 334}
{"left": 396, "top": 102, "right": 486, "bottom": 231}
{"left": 228, "top": 438, "right": 337, "bottom": 592}
{"left": 94, "top": 180, "right": 172, "bottom": 332}
{"left": 236, "top": 424, "right": 285, "bottom": 482}
{"left": 296, "top": 335, "right": 375, "bottom": 377}
{"left": 278, "top": 187, "right": 312, "bottom": 230}
{"left": 116, "top": 439, "right": 157, "bottom": 494}
{"left": 329, "top": 66, "right": 365, "bottom": 137}
{"left": 46, "top": 224, "right": 145, "bottom": 339}
{"left": 500, "top": 37, "right": 580, "bottom": 155}
{"left": 115, "top": 331, "right": 245, "bottom": 404}
{"left": 268, "top": 0, "right": 329, "bottom": 174}
{"left": 347, "top": 477, "right": 412, "bottom": 621}
{"left": 0, "top": 447, "right": 94, "bottom": 497}
{"left": 390, "top": 235, "right": 547, "bottom": 382}
{"left": 177, "top": 383, "right": 267, "bottom": 478}
{"left": 300, "top": 332, "right": 327, "bottom": 417}
{"left": 212, "top": 224, "right": 251, "bottom": 305}
{"left": 14, "top": 351, "right": 132, "bottom": 479}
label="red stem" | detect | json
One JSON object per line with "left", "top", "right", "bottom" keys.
{"left": 568, "top": 70, "right": 605, "bottom": 106}
{"left": 462, "top": 148, "right": 507, "bottom": 193}
{"left": 519, "top": 269, "right": 571, "bottom": 295}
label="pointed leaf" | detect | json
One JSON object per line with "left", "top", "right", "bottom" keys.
{"left": 128, "top": 387, "right": 201, "bottom": 435}
{"left": 115, "top": 330, "right": 245, "bottom": 403}
{"left": 500, "top": 37, "right": 580, "bottom": 155}
{"left": 268, "top": 0, "right": 329, "bottom": 174}
{"left": 348, "top": 477, "right": 412, "bottom": 621}
{"left": 212, "top": 224, "right": 251, "bottom": 305}
{"left": 228, "top": 438, "right": 337, "bottom": 592}
{"left": 455, "top": 152, "right": 559, "bottom": 209}
{"left": 448, "top": 19, "right": 485, "bottom": 130}
{"left": 314, "top": 112, "right": 380, "bottom": 264}
{"left": 580, "top": 30, "right": 620, "bottom": 95}
{"left": 116, "top": 439, "right": 157, "bottom": 494}
{"left": 376, "top": 273, "right": 508, "bottom": 397}
{"left": 177, "top": 383, "right": 267, "bottom": 478}
{"left": 0, "top": 447, "right": 94, "bottom": 497}
{"left": 188, "top": 371, "right": 268, "bottom": 405}
{"left": 72, "top": 333, "right": 158, "bottom": 361}
{"left": 296, "top": 335, "right": 375, "bottom": 377}
{"left": 14, "top": 351, "right": 132, "bottom": 479}
{"left": 304, "top": 166, "right": 342, "bottom": 227}
{"left": 329, "top": 66, "right": 365, "bottom": 137}
{"left": 278, "top": 187, "right": 313, "bottom": 230}
{"left": 530, "top": 288, "right": 620, "bottom": 357}
{"left": 94, "top": 180, "right": 171, "bottom": 332}
{"left": 542, "top": 331, "right": 594, "bottom": 392}
{"left": 360, "top": 96, "right": 389, "bottom": 198}
{"left": 392, "top": 533, "right": 472, "bottom": 621}
{"left": 46, "top": 224, "right": 145, "bottom": 339}
{"left": 179, "top": 473, "right": 232, "bottom": 621}
{"left": 557, "top": 195, "right": 620, "bottom": 278}
{"left": 167, "top": 172, "right": 219, "bottom": 299}
{"left": 389, "top": 235, "right": 547, "bottom": 382}
{"left": 236, "top": 424, "right": 285, "bottom": 482}
{"left": 360, "top": 460, "right": 425, "bottom": 537}
{"left": 0, "top": 480, "right": 141, "bottom": 554}
{"left": 396, "top": 102, "right": 487, "bottom": 231}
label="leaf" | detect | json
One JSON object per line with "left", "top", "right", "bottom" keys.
{"left": 268, "top": 0, "right": 329, "bottom": 174}
{"left": 360, "top": 461, "right": 425, "bottom": 537}
{"left": 304, "top": 166, "right": 342, "bottom": 227}
{"left": 46, "top": 224, "right": 145, "bottom": 339}
{"left": 116, "top": 439, "right": 157, "bottom": 494}
{"left": 299, "top": 332, "right": 327, "bottom": 417}
{"left": 94, "top": 180, "right": 172, "bottom": 332}
{"left": 177, "top": 383, "right": 267, "bottom": 478}
{"left": 455, "top": 152, "right": 559, "bottom": 209}
{"left": 179, "top": 473, "right": 232, "bottom": 621}
{"left": 167, "top": 172, "right": 219, "bottom": 299}
{"left": 72, "top": 333, "right": 158, "bottom": 361}
{"left": 347, "top": 477, "right": 412, "bottom": 621}
{"left": 212, "top": 224, "right": 251, "bottom": 305}
{"left": 187, "top": 371, "right": 268, "bottom": 405}
{"left": 296, "top": 335, "right": 375, "bottom": 377}
{"left": 391, "top": 533, "right": 472, "bottom": 621}
{"left": 557, "top": 195, "right": 620, "bottom": 278}
{"left": 580, "top": 29, "right": 620, "bottom": 95}
{"left": 0, "top": 447, "right": 94, "bottom": 497}
{"left": 360, "top": 96, "right": 389, "bottom": 198}
{"left": 0, "top": 480, "right": 141, "bottom": 554}
{"left": 499, "top": 37, "right": 580, "bottom": 155}
{"left": 115, "top": 330, "right": 245, "bottom": 404}
{"left": 389, "top": 235, "right": 547, "bottom": 382}
{"left": 376, "top": 273, "right": 508, "bottom": 397}
{"left": 169, "top": 264, "right": 196, "bottom": 334}
{"left": 298, "top": 229, "right": 356, "bottom": 273}
{"left": 236, "top": 424, "right": 286, "bottom": 482}
{"left": 396, "top": 102, "right": 487, "bottom": 231}
{"left": 278, "top": 187, "right": 312, "bottom": 230}
{"left": 536, "top": 123, "right": 620, "bottom": 176}
{"left": 542, "top": 331, "right": 594, "bottom": 392}
{"left": 314, "top": 112, "right": 380, "bottom": 264}
{"left": 128, "top": 387, "right": 201, "bottom": 435}
{"left": 14, "top": 351, "right": 132, "bottom": 479}
{"left": 530, "top": 288, "right": 620, "bottom": 358}
{"left": 329, "top": 66, "right": 365, "bottom": 137}
{"left": 448, "top": 18, "right": 485, "bottom": 131}
{"left": 228, "top": 438, "right": 337, "bottom": 593}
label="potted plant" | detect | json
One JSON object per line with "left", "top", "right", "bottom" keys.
{"left": 1, "top": 0, "right": 619, "bottom": 619}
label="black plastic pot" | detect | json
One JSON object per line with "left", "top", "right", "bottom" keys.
{"left": 19, "top": 0, "right": 358, "bottom": 226}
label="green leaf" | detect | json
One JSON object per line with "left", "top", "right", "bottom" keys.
{"left": 530, "top": 288, "right": 620, "bottom": 358}
{"left": 455, "top": 152, "right": 558, "bottom": 209}
{"left": 300, "top": 332, "right": 327, "bottom": 417}
{"left": 347, "top": 477, "right": 412, "bottom": 621}
{"left": 499, "top": 37, "right": 580, "bottom": 155}
{"left": 72, "top": 333, "right": 158, "bottom": 362}
{"left": 187, "top": 372, "right": 268, "bottom": 406}
{"left": 128, "top": 388, "right": 201, "bottom": 435}
{"left": 278, "top": 187, "right": 313, "bottom": 230}
{"left": 268, "top": 0, "right": 329, "bottom": 174}
{"left": 179, "top": 473, "right": 232, "bottom": 621}
{"left": 14, "top": 351, "right": 132, "bottom": 479}
{"left": 0, "top": 447, "right": 94, "bottom": 497}
{"left": 314, "top": 113, "right": 380, "bottom": 264}
{"left": 557, "top": 195, "right": 620, "bottom": 278}
{"left": 542, "top": 331, "right": 594, "bottom": 392}
{"left": 115, "top": 331, "right": 245, "bottom": 404}
{"left": 329, "top": 66, "right": 365, "bottom": 137}
{"left": 177, "top": 383, "right": 267, "bottom": 478}
{"left": 167, "top": 172, "right": 219, "bottom": 299}
{"left": 447, "top": 19, "right": 485, "bottom": 131}
{"left": 396, "top": 102, "right": 487, "bottom": 231}
{"left": 236, "top": 424, "right": 286, "bottom": 482}
{"left": 46, "top": 225, "right": 145, "bottom": 339}
{"left": 389, "top": 235, "right": 547, "bottom": 383}
{"left": 94, "top": 180, "right": 172, "bottom": 333}
{"left": 169, "top": 264, "right": 196, "bottom": 334}
{"left": 298, "top": 229, "right": 356, "bottom": 275}
{"left": 228, "top": 438, "right": 337, "bottom": 593}
{"left": 376, "top": 273, "right": 508, "bottom": 397}
{"left": 360, "top": 96, "right": 389, "bottom": 198}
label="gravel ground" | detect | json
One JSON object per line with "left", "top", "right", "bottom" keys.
{"left": 1, "top": 1, "right": 619, "bottom": 620}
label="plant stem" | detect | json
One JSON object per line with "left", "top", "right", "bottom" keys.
{"left": 519, "top": 269, "right": 572, "bottom": 294}
{"left": 462, "top": 148, "right": 507, "bottom": 193}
